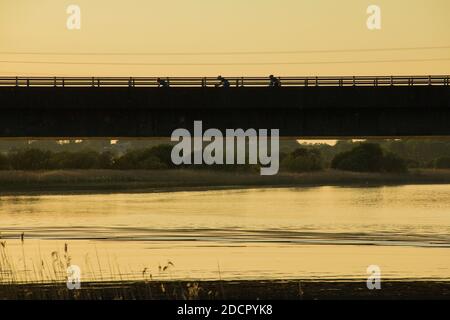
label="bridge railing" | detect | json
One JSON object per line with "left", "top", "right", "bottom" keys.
{"left": 0, "top": 76, "right": 449, "bottom": 87}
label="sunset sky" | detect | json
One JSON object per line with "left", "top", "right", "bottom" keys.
{"left": 1, "top": 0, "right": 450, "bottom": 76}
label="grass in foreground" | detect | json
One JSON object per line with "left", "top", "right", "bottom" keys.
{"left": 2, "top": 280, "right": 450, "bottom": 300}
{"left": 2, "top": 238, "right": 450, "bottom": 300}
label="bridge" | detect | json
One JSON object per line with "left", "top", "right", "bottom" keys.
{"left": 0, "top": 75, "right": 449, "bottom": 138}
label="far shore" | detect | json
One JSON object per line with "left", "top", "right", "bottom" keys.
{"left": 0, "top": 168, "right": 450, "bottom": 195}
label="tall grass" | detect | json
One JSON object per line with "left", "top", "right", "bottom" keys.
{"left": 0, "top": 235, "right": 223, "bottom": 300}
{"left": 0, "top": 239, "right": 181, "bottom": 285}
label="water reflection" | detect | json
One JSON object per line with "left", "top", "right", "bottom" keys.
{"left": 1, "top": 185, "right": 450, "bottom": 281}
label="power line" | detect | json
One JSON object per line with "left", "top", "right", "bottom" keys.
{"left": 0, "top": 71, "right": 76, "bottom": 76}
{"left": 1, "top": 57, "right": 450, "bottom": 66}
{"left": 1, "top": 45, "right": 450, "bottom": 56}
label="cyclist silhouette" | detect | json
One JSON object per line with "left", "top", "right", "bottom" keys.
{"left": 216, "top": 76, "right": 230, "bottom": 88}
{"left": 157, "top": 78, "right": 169, "bottom": 88}
{"left": 269, "top": 75, "right": 281, "bottom": 87}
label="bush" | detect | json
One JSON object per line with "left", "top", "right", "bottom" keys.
{"left": 9, "top": 149, "right": 53, "bottom": 170}
{"left": 114, "top": 145, "right": 172, "bottom": 170}
{"left": 147, "top": 144, "right": 174, "bottom": 168}
{"left": 434, "top": 156, "right": 450, "bottom": 169}
{"left": 403, "top": 158, "right": 421, "bottom": 169}
{"left": 97, "top": 151, "right": 115, "bottom": 169}
{"left": 281, "top": 148, "right": 323, "bottom": 172}
{"left": 139, "top": 156, "right": 167, "bottom": 170}
{"left": 332, "top": 143, "right": 406, "bottom": 173}
{"left": 0, "top": 153, "right": 10, "bottom": 170}
{"left": 382, "top": 152, "right": 407, "bottom": 173}
{"left": 50, "top": 150, "right": 100, "bottom": 169}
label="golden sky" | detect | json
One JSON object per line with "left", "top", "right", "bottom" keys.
{"left": 1, "top": 0, "right": 449, "bottom": 76}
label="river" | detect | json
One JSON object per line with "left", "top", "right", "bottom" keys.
{"left": 1, "top": 185, "right": 450, "bottom": 282}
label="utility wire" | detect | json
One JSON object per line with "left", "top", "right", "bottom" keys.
{"left": 1, "top": 57, "right": 450, "bottom": 66}
{"left": 1, "top": 45, "right": 450, "bottom": 56}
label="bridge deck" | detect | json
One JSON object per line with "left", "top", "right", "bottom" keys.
{"left": 0, "top": 76, "right": 449, "bottom": 138}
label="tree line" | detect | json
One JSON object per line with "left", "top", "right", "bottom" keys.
{"left": 1, "top": 142, "right": 450, "bottom": 173}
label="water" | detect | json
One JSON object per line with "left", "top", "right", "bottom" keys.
{"left": 1, "top": 185, "right": 450, "bottom": 282}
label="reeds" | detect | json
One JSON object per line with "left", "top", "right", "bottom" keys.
{"left": 0, "top": 236, "right": 219, "bottom": 300}
{"left": 0, "top": 238, "right": 179, "bottom": 285}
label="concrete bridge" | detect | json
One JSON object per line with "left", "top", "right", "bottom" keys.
{"left": 0, "top": 76, "right": 449, "bottom": 138}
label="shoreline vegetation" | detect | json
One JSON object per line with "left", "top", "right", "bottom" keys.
{"left": 1, "top": 168, "right": 450, "bottom": 195}
{"left": 1, "top": 279, "right": 450, "bottom": 300}
{"left": 1, "top": 140, "right": 450, "bottom": 195}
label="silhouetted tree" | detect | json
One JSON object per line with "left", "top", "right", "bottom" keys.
{"left": 9, "top": 149, "right": 52, "bottom": 170}
{"left": 332, "top": 143, "right": 406, "bottom": 173}
{"left": 97, "top": 151, "right": 115, "bottom": 169}
{"left": 281, "top": 147, "right": 323, "bottom": 172}
{"left": 381, "top": 152, "right": 407, "bottom": 173}
{"left": 434, "top": 156, "right": 450, "bottom": 169}
{"left": 113, "top": 146, "right": 171, "bottom": 170}
{"left": 0, "top": 153, "right": 10, "bottom": 170}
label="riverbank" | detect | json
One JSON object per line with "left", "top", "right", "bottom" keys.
{"left": 1, "top": 280, "right": 450, "bottom": 300}
{"left": 1, "top": 169, "right": 450, "bottom": 195}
